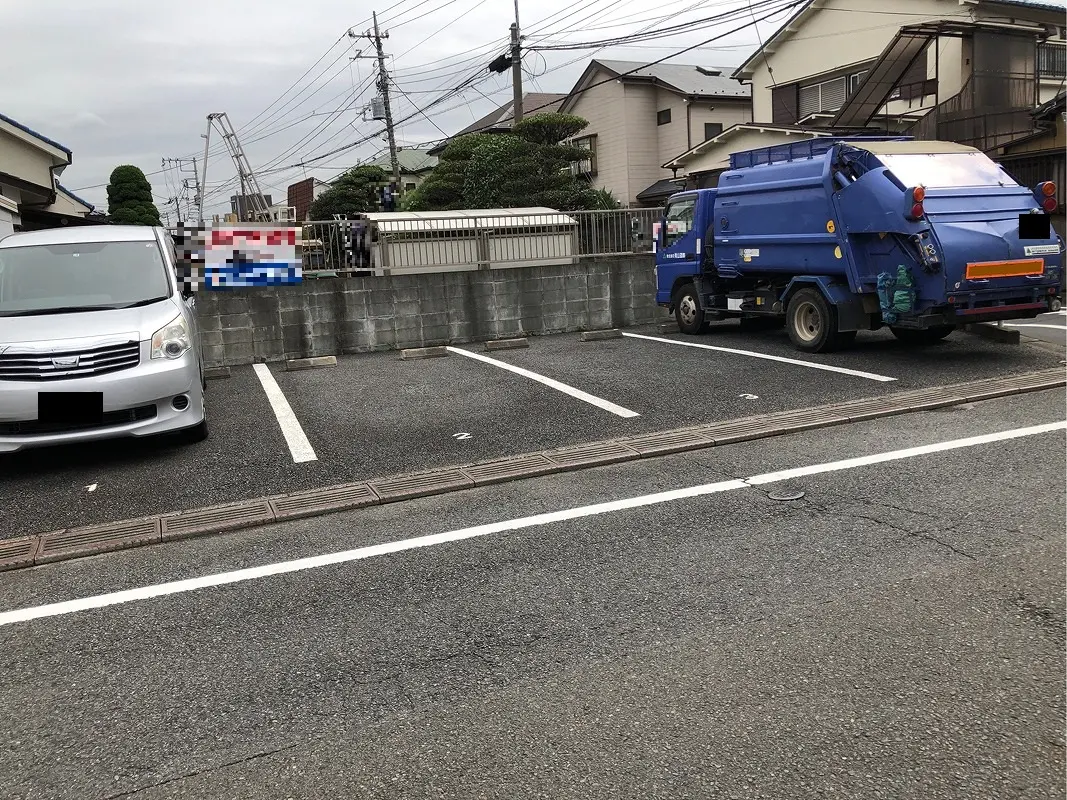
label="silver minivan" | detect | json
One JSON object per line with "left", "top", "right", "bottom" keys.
{"left": 0, "top": 224, "right": 207, "bottom": 454}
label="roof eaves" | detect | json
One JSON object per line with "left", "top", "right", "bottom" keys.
{"left": 0, "top": 112, "right": 72, "bottom": 158}
{"left": 977, "top": 0, "right": 1067, "bottom": 13}
{"left": 662, "top": 122, "right": 828, "bottom": 168}
{"left": 732, "top": 0, "right": 816, "bottom": 80}
{"left": 56, "top": 183, "right": 94, "bottom": 210}
{"left": 560, "top": 61, "right": 613, "bottom": 114}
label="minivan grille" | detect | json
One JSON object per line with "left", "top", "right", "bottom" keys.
{"left": 0, "top": 403, "right": 157, "bottom": 435}
{"left": 0, "top": 341, "right": 141, "bottom": 381}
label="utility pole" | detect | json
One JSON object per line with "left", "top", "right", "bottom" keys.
{"left": 371, "top": 13, "right": 400, "bottom": 190}
{"left": 511, "top": 0, "right": 523, "bottom": 125}
{"left": 199, "top": 117, "right": 213, "bottom": 225}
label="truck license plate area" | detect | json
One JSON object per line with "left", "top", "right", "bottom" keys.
{"left": 965, "top": 259, "right": 1044, "bottom": 280}
{"left": 38, "top": 392, "right": 103, "bottom": 425}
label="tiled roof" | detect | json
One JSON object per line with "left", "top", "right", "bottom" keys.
{"left": 452, "top": 92, "right": 568, "bottom": 137}
{"left": 0, "top": 111, "right": 72, "bottom": 157}
{"left": 367, "top": 147, "right": 439, "bottom": 172}
{"left": 592, "top": 60, "right": 750, "bottom": 98}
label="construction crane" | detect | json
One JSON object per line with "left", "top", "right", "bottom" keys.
{"left": 197, "top": 112, "right": 272, "bottom": 224}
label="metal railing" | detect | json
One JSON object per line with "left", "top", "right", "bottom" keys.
{"left": 299, "top": 208, "right": 663, "bottom": 276}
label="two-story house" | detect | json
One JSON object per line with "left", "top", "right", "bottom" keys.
{"left": 665, "top": 0, "right": 1065, "bottom": 193}
{"left": 0, "top": 112, "right": 94, "bottom": 235}
{"left": 426, "top": 92, "right": 569, "bottom": 157}
{"left": 365, "top": 147, "right": 439, "bottom": 194}
{"left": 558, "top": 59, "right": 752, "bottom": 206}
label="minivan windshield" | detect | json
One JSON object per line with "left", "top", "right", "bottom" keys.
{"left": 0, "top": 239, "right": 171, "bottom": 317}
{"left": 878, "top": 152, "right": 1020, "bottom": 190}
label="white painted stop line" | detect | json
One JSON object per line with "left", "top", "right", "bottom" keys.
{"left": 252, "top": 364, "right": 317, "bottom": 463}
{"left": 447, "top": 346, "right": 640, "bottom": 418}
{"left": 622, "top": 332, "right": 897, "bottom": 382}
{"left": 0, "top": 419, "right": 1061, "bottom": 628}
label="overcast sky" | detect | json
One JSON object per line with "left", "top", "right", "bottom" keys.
{"left": 5, "top": 0, "right": 1064, "bottom": 220}
{"left": 2, "top": 0, "right": 790, "bottom": 218}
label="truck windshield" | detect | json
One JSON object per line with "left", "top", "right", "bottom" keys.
{"left": 877, "top": 152, "right": 1020, "bottom": 190}
{"left": 0, "top": 240, "right": 171, "bottom": 317}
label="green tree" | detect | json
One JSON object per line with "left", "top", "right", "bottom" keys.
{"left": 404, "top": 134, "right": 497, "bottom": 211}
{"left": 106, "top": 165, "right": 161, "bottom": 226}
{"left": 408, "top": 115, "right": 600, "bottom": 212}
{"left": 308, "top": 165, "right": 388, "bottom": 219}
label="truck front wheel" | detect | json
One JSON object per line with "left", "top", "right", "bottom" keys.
{"left": 673, "top": 283, "right": 707, "bottom": 335}
{"left": 786, "top": 288, "right": 850, "bottom": 353}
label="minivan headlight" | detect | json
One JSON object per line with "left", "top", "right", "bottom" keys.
{"left": 151, "top": 315, "right": 190, "bottom": 360}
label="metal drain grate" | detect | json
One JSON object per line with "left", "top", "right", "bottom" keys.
{"left": 754, "top": 407, "right": 851, "bottom": 431}
{"left": 624, "top": 429, "right": 713, "bottom": 457}
{"left": 161, "top": 501, "right": 275, "bottom": 541}
{"left": 545, "top": 440, "right": 640, "bottom": 468}
{"left": 0, "top": 536, "right": 40, "bottom": 571}
{"left": 270, "top": 483, "right": 380, "bottom": 521}
{"left": 370, "top": 470, "right": 474, "bottom": 502}
{"left": 462, "top": 454, "right": 561, "bottom": 486}
{"left": 37, "top": 518, "right": 161, "bottom": 564}
{"left": 955, "top": 370, "right": 1067, "bottom": 402}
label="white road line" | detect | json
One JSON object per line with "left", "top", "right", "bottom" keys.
{"left": 1001, "top": 323, "right": 1067, "bottom": 331}
{"left": 2, "top": 420, "right": 1062, "bottom": 628}
{"left": 446, "top": 346, "right": 640, "bottom": 418}
{"left": 621, "top": 332, "right": 897, "bottom": 382}
{"left": 252, "top": 363, "right": 317, "bottom": 463}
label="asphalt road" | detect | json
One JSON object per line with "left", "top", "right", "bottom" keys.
{"left": 1004, "top": 309, "right": 1067, "bottom": 346}
{"left": 1, "top": 323, "right": 1063, "bottom": 539}
{"left": 0, "top": 389, "right": 1064, "bottom": 799}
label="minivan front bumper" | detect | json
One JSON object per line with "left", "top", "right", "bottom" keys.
{"left": 0, "top": 341, "right": 203, "bottom": 454}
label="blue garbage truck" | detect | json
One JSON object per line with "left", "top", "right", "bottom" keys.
{"left": 654, "top": 137, "right": 1064, "bottom": 352}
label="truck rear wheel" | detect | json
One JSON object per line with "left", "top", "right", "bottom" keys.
{"left": 890, "top": 325, "right": 955, "bottom": 345}
{"left": 673, "top": 283, "right": 707, "bottom": 335}
{"left": 786, "top": 288, "right": 850, "bottom": 353}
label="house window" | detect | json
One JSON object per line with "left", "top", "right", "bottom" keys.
{"left": 404, "top": 182, "right": 416, "bottom": 191}
{"left": 798, "top": 71, "right": 869, "bottom": 117}
{"left": 657, "top": 108, "right": 672, "bottom": 125}
{"left": 704, "top": 122, "right": 723, "bottom": 141}
{"left": 570, "top": 134, "right": 598, "bottom": 176}
{"left": 1038, "top": 43, "right": 1066, "bottom": 78}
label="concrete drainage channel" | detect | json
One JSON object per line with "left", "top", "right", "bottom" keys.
{"left": 1, "top": 367, "right": 1064, "bottom": 572}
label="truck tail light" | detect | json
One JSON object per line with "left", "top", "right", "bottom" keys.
{"left": 1035, "top": 182, "right": 1057, "bottom": 213}
{"left": 906, "top": 186, "right": 925, "bottom": 220}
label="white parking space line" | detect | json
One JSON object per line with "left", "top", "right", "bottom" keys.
{"left": 1002, "top": 324, "right": 1067, "bottom": 331}
{"left": 252, "top": 363, "right": 318, "bottom": 463}
{"left": 446, "top": 346, "right": 640, "bottom": 418}
{"left": 621, "top": 332, "right": 897, "bottom": 382}
{"left": 1, "top": 420, "right": 1062, "bottom": 628}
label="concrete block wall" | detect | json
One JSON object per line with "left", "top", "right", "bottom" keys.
{"left": 195, "top": 255, "right": 664, "bottom": 367}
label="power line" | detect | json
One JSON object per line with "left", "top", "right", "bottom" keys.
{"left": 527, "top": 0, "right": 793, "bottom": 51}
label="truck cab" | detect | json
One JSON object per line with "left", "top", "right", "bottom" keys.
{"left": 654, "top": 137, "right": 1063, "bottom": 352}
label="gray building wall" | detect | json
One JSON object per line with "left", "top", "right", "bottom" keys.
{"left": 196, "top": 255, "right": 663, "bottom": 367}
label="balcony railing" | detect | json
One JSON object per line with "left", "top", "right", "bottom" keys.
{"left": 1038, "top": 42, "right": 1067, "bottom": 79}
